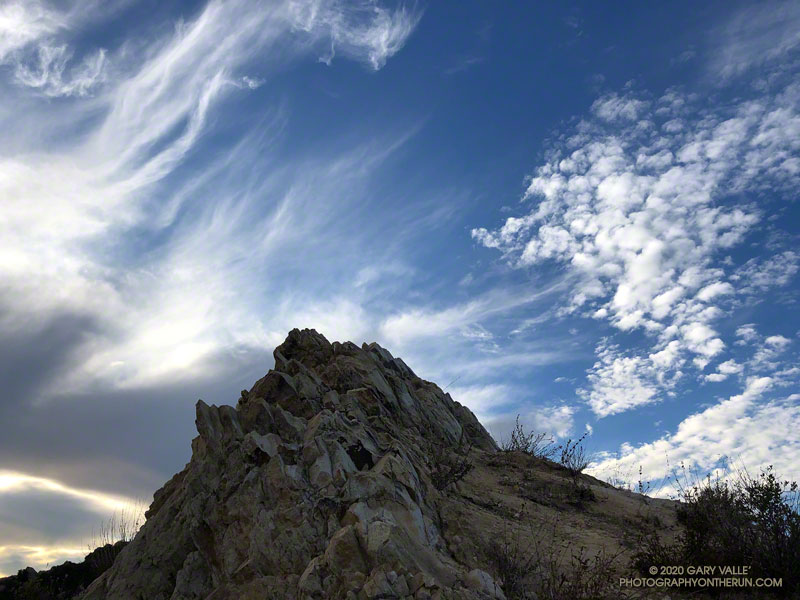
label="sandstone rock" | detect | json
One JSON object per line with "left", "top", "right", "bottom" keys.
{"left": 80, "top": 329, "right": 499, "bottom": 600}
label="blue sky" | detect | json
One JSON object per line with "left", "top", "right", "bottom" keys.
{"left": 1, "top": 0, "right": 799, "bottom": 575}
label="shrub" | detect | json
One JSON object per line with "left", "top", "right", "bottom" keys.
{"left": 555, "top": 432, "right": 596, "bottom": 503}
{"left": 558, "top": 432, "right": 589, "bottom": 476}
{"left": 430, "top": 432, "right": 474, "bottom": 491}
{"left": 492, "top": 516, "right": 623, "bottom": 600}
{"left": 492, "top": 524, "right": 540, "bottom": 599}
{"left": 86, "top": 505, "right": 143, "bottom": 572}
{"left": 500, "top": 415, "right": 558, "bottom": 459}
{"left": 633, "top": 465, "right": 800, "bottom": 596}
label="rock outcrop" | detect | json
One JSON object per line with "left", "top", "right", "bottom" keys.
{"left": 81, "top": 329, "right": 504, "bottom": 600}
{"left": 0, "top": 542, "right": 127, "bottom": 600}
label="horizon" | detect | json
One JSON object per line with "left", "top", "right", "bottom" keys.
{"left": 1, "top": 0, "right": 799, "bottom": 576}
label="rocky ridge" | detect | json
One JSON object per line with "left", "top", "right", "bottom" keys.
{"left": 81, "top": 328, "right": 508, "bottom": 600}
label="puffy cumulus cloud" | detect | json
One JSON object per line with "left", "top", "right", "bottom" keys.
{"left": 580, "top": 340, "right": 683, "bottom": 418}
{"left": 735, "top": 323, "right": 759, "bottom": 344}
{"left": 591, "top": 92, "right": 647, "bottom": 122}
{"left": 473, "top": 78, "right": 800, "bottom": 416}
{"left": 704, "top": 358, "right": 743, "bottom": 383}
{"left": 590, "top": 377, "right": 800, "bottom": 497}
{"left": 751, "top": 331, "right": 794, "bottom": 372}
{"left": 730, "top": 251, "right": 800, "bottom": 293}
{"left": 591, "top": 327, "right": 800, "bottom": 493}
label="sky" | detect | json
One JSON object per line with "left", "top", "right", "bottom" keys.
{"left": 1, "top": 0, "right": 799, "bottom": 576}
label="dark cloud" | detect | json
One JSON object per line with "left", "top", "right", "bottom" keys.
{"left": 0, "top": 341, "right": 275, "bottom": 500}
{"left": 0, "top": 310, "right": 99, "bottom": 410}
{"left": 0, "top": 488, "right": 103, "bottom": 545}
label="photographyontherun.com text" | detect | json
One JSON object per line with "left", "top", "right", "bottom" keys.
{"left": 621, "top": 565, "right": 782, "bottom": 589}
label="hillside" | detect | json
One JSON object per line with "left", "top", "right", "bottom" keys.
{"left": 9, "top": 329, "right": 691, "bottom": 599}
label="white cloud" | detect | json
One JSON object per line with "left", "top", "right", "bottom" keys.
{"left": 696, "top": 281, "right": 733, "bottom": 302}
{"left": 12, "top": 43, "right": 107, "bottom": 97}
{"left": 731, "top": 251, "right": 800, "bottom": 293}
{"left": 708, "top": 1, "right": 800, "bottom": 80}
{"left": 290, "top": 0, "right": 421, "bottom": 70}
{"left": 0, "top": 1, "right": 63, "bottom": 62}
{"left": 590, "top": 377, "right": 800, "bottom": 496}
{"left": 0, "top": 471, "right": 133, "bottom": 513}
{"left": 379, "top": 281, "right": 565, "bottom": 347}
{"left": 473, "top": 79, "right": 800, "bottom": 416}
{"left": 718, "top": 359, "right": 742, "bottom": 374}
{"left": 0, "top": 0, "right": 421, "bottom": 395}
{"left": 580, "top": 341, "right": 683, "bottom": 418}
{"left": 704, "top": 373, "right": 728, "bottom": 383}
{"left": 750, "top": 332, "right": 793, "bottom": 373}
{"left": 735, "top": 323, "right": 758, "bottom": 344}
{"left": 0, "top": 0, "right": 423, "bottom": 575}
{"left": 766, "top": 334, "right": 792, "bottom": 348}
{"left": 704, "top": 358, "right": 743, "bottom": 382}
{"left": 591, "top": 92, "right": 647, "bottom": 122}
{"left": 448, "top": 384, "right": 512, "bottom": 422}
{"left": 486, "top": 403, "right": 577, "bottom": 443}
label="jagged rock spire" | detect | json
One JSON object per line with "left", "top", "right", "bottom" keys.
{"left": 81, "top": 329, "right": 502, "bottom": 600}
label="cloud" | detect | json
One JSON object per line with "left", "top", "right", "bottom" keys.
{"left": 473, "top": 77, "right": 800, "bottom": 416}
{"left": 0, "top": 472, "right": 143, "bottom": 573}
{"left": 0, "top": 0, "right": 422, "bottom": 393}
{"left": 0, "top": 472, "right": 133, "bottom": 513}
{"left": 590, "top": 321, "right": 800, "bottom": 493}
{"left": 591, "top": 93, "right": 647, "bottom": 122}
{"left": 735, "top": 323, "right": 759, "bottom": 344}
{"left": 485, "top": 403, "right": 577, "bottom": 443}
{"left": 708, "top": 1, "right": 800, "bottom": 80}
{"left": 290, "top": 0, "right": 422, "bottom": 70}
{"left": 12, "top": 44, "right": 107, "bottom": 97}
{"left": 704, "top": 358, "right": 743, "bottom": 383}
{"left": 379, "top": 281, "right": 565, "bottom": 346}
{"left": 447, "top": 384, "right": 512, "bottom": 422}
{"left": 590, "top": 377, "right": 800, "bottom": 497}
{"left": 0, "top": 1, "right": 63, "bottom": 62}
{"left": 0, "top": 0, "right": 422, "bottom": 575}
{"left": 580, "top": 340, "right": 683, "bottom": 418}
{"left": 731, "top": 251, "right": 800, "bottom": 293}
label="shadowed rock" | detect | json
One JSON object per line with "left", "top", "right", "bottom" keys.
{"left": 79, "top": 329, "right": 503, "bottom": 600}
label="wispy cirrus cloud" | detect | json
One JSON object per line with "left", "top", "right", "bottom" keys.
{"left": 379, "top": 280, "right": 566, "bottom": 347}
{"left": 1, "top": 0, "right": 422, "bottom": 393}
{"left": 707, "top": 0, "right": 800, "bottom": 80}
{"left": 0, "top": 0, "right": 422, "bottom": 574}
{"left": 292, "top": 0, "right": 423, "bottom": 69}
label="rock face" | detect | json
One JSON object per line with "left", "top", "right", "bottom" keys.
{"left": 81, "top": 329, "right": 503, "bottom": 600}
